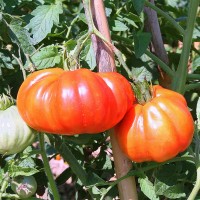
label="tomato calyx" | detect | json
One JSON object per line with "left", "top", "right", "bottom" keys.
{"left": 131, "top": 81, "right": 153, "bottom": 105}
{"left": 0, "top": 93, "right": 14, "bottom": 110}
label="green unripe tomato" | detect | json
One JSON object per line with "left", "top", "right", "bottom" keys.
{"left": 0, "top": 105, "right": 36, "bottom": 155}
{"left": 11, "top": 176, "right": 37, "bottom": 199}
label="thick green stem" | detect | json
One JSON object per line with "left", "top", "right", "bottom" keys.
{"left": 145, "top": 1, "right": 185, "bottom": 35}
{"left": 39, "top": 134, "right": 60, "bottom": 200}
{"left": 172, "top": 0, "right": 199, "bottom": 94}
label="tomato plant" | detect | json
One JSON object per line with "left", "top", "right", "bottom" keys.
{"left": 115, "top": 85, "right": 194, "bottom": 163}
{"left": 0, "top": 0, "right": 200, "bottom": 200}
{"left": 0, "top": 104, "right": 36, "bottom": 155}
{"left": 17, "top": 68, "right": 134, "bottom": 135}
{"left": 11, "top": 176, "right": 37, "bottom": 199}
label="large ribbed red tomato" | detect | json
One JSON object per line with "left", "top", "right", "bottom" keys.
{"left": 17, "top": 68, "right": 134, "bottom": 135}
{"left": 115, "top": 85, "right": 194, "bottom": 163}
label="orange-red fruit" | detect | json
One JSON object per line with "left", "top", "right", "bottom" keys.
{"left": 17, "top": 68, "right": 134, "bottom": 135}
{"left": 115, "top": 85, "right": 194, "bottom": 163}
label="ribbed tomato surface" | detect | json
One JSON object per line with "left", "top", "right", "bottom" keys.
{"left": 115, "top": 85, "right": 194, "bottom": 163}
{"left": 17, "top": 68, "right": 134, "bottom": 135}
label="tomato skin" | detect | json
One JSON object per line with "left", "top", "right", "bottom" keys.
{"left": 11, "top": 176, "right": 37, "bottom": 199}
{"left": 115, "top": 85, "right": 194, "bottom": 163}
{"left": 0, "top": 106, "right": 36, "bottom": 155}
{"left": 98, "top": 72, "right": 135, "bottom": 122}
{"left": 17, "top": 68, "right": 134, "bottom": 135}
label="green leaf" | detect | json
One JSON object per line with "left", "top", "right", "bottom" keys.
{"left": 8, "top": 19, "right": 35, "bottom": 54}
{"left": 64, "top": 39, "right": 77, "bottom": 52}
{"left": 123, "top": 16, "right": 138, "bottom": 28}
{"left": 65, "top": 134, "right": 103, "bottom": 146}
{"left": 123, "top": 13, "right": 141, "bottom": 28}
{"left": 193, "top": 28, "right": 200, "bottom": 39}
{"left": 155, "top": 179, "right": 186, "bottom": 199}
{"left": 81, "top": 41, "right": 96, "bottom": 70}
{"left": 132, "top": 0, "right": 145, "bottom": 14}
{"left": 86, "top": 172, "right": 106, "bottom": 187}
{"left": 78, "top": 13, "right": 87, "bottom": 24}
{"left": 138, "top": 177, "right": 159, "bottom": 200}
{"left": 163, "top": 184, "right": 186, "bottom": 199}
{"left": 112, "top": 20, "right": 128, "bottom": 32}
{"left": 0, "top": 20, "right": 10, "bottom": 43}
{"left": 29, "top": 45, "right": 61, "bottom": 69}
{"left": 131, "top": 66, "right": 152, "bottom": 82}
{"left": 197, "top": 97, "right": 200, "bottom": 130}
{"left": 8, "top": 165, "right": 39, "bottom": 177}
{"left": 0, "top": 0, "right": 5, "bottom": 10}
{"left": 191, "top": 56, "right": 200, "bottom": 72}
{"left": 0, "top": 168, "right": 4, "bottom": 181}
{"left": 27, "top": 3, "right": 63, "bottom": 44}
{"left": 19, "top": 157, "right": 36, "bottom": 168}
{"left": 105, "top": 7, "right": 112, "bottom": 17}
{"left": 102, "top": 155, "right": 112, "bottom": 170}
{"left": 134, "top": 32, "right": 151, "bottom": 58}
{"left": 0, "top": 50, "right": 13, "bottom": 69}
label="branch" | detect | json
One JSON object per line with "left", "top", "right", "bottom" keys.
{"left": 83, "top": 0, "right": 115, "bottom": 72}
{"left": 144, "top": 0, "right": 171, "bottom": 88}
{"left": 82, "top": 0, "right": 138, "bottom": 199}
{"left": 145, "top": 0, "right": 185, "bottom": 35}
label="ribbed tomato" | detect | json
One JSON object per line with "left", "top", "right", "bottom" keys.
{"left": 17, "top": 68, "right": 134, "bottom": 135}
{"left": 115, "top": 85, "right": 194, "bottom": 163}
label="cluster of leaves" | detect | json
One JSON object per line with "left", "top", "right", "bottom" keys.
{"left": 0, "top": 0, "right": 200, "bottom": 199}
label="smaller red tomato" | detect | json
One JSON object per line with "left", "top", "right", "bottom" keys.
{"left": 115, "top": 85, "right": 194, "bottom": 163}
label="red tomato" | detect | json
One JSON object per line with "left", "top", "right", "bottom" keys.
{"left": 17, "top": 68, "right": 134, "bottom": 135}
{"left": 98, "top": 72, "right": 134, "bottom": 122}
{"left": 115, "top": 85, "right": 194, "bottom": 163}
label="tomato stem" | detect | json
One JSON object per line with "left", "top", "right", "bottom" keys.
{"left": 39, "top": 133, "right": 61, "bottom": 200}
{"left": 171, "top": 0, "right": 199, "bottom": 94}
{"left": 12, "top": 54, "right": 26, "bottom": 80}
{"left": 131, "top": 81, "right": 153, "bottom": 105}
